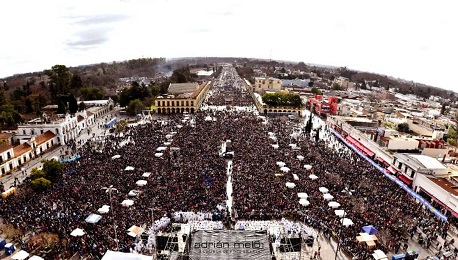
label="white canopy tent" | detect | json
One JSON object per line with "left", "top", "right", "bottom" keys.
{"left": 29, "top": 256, "right": 45, "bottom": 260}
{"left": 372, "top": 249, "right": 388, "bottom": 260}
{"left": 341, "top": 218, "right": 354, "bottom": 227}
{"left": 12, "top": 250, "right": 29, "bottom": 260}
{"left": 309, "top": 174, "right": 318, "bottom": 180}
{"left": 128, "top": 190, "right": 140, "bottom": 197}
{"left": 124, "top": 166, "right": 134, "bottom": 171}
{"left": 299, "top": 199, "right": 310, "bottom": 206}
{"left": 272, "top": 144, "right": 279, "bottom": 149}
{"left": 276, "top": 161, "right": 286, "bottom": 167}
{"left": 280, "top": 167, "right": 290, "bottom": 173}
{"left": 285, "top": 182, "right": 296, "bottom": 188}
{"left": 319, "top": 187, "right": 329, "bottom": 193}
{"left": 136, "top": 180, "right": 147, "bottom": 187}
{"left": 293, "top": 174, "right": 299, "bottom": 180}
{"left": 70, "top": 228, "right": 85, "bottom": 237}
{"left": 335, "top": 209, "right": 346, "bottom": 218}
{"left": 323, "top": 193, "right": 334, "bottom": 200}
{"left": 164, "top": 142, "right": 172, "bottom": 146}
{"left": 156, "top": 147, "right": 167, "bottom": 151}
{"left": 154, "top": 153, "right": 163, "bottom": 157}
{"left": 297, "top": 192, "right": 308, "bottom": 199}
{"left": 98, "top": 205, "right": 110, "bottom": 214}
{"left": 111, "top": 155, "right": 121, "bottom": 159}
{"left": 297, "top": 155, "right": 304, "bottom": 161}
{"left": 142, "top": 172, "right": 151, "bottom": 178}
{"left": 304, "top": 165, "right": 312, "bottom": 170}
{"left": 328, "top": 201, "right": 341, "bottom": 208}
{"left": 121, "top": 199, "right": 134, "bottom": 207}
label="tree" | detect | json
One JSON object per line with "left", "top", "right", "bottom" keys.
{"left": 110, "top": 95, "right": 119, "bottom": 106}
{"left": 78, "top": 101, "right": 86, "bottom": 111}
{"left": 31, "top": 177, "right": 51, "bottom": 191}
{"left": 311, "top": 86, "right": 321, "bottom": 95}
{"left": 262, "top": 92, "right": 303, "bottom": 108}
{"left": 80, "top": 87, "right": 104, "bottom": 100}
{"left": 69, "top": 74, "right": 83, "bottom": 90}
{"left": 68, "top": 93, "right": 78, "bottom": 114}
{"left": 331, "top": 83, "right": 341, "bottom": 90}
{"left": 397, "top": 122, "right": 410, "bottom": 133}
{"left": 44, "top": 65, "right": 71, "bottom": 103}
{"left": 441, "top": 103, "right": 447, "bottom": 115}
{"left": 0, "top": 104, "right": 22, "bottom": 127}
{"left": 127, "top": 99, "right": 145, "bottom": 115}
{"left": 41, "top": 159, "right": 64, "bottom": 180}
{"left": 30, "top": 168, "right": 46, "bottom": 180}
{"left": 57, "top": 95, "right": 67, "bottom": 114}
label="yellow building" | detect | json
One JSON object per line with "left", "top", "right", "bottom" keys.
{"left": 254, "top": 77, "right": 282, "bottom": 93}
{"left": 155, "top": 82, "right": 211, "bottom": 114}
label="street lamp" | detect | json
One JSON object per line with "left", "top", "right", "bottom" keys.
{"left": 103, "top": 185, "right": 119, "bottom": 250}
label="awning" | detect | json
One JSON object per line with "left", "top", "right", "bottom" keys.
{"left": 347, "top": 136, "right": 375, "bottom": 157}
{"left": 387, "top": 166, "right": 398, "bottom": 174}
{"left": 398, "top": 174, "right": 413, "bottom": 186}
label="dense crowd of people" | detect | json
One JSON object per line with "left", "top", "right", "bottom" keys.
{"left": 0, "top": 65, "right": 452, "bottom": 259}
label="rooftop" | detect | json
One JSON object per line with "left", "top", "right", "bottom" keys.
{"left": 0, "top": 133, "right": 13, "bottom": 139}
{"left": 0, "top": 144, "right": 14, "bottom": 154}
{"left": 168, "top": 83, "right": 199, "bottom": 95}
{"left": 428, "top": 177, "right": 458, "bottom": 197}
{"left": 35, "top": 131, "right": 56, "bottom": 146}
{"left": 13, "top": 143, "right": 32, "bottom": 157}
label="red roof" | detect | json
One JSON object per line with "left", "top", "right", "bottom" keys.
{"left": 13, "top": 143, "right": 32, "bottom": 157}
{"left": 0, "top": 144, "right": 14, "bottom": 154}
{"left": 77, "top": 115, "right": 85, "bottom": 122}
{"left": 35, "top": 131, "right": 56, "bottom": 146}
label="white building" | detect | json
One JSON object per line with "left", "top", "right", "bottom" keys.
{"left": 0, "top": 130, "right": 57, "bottom": 176}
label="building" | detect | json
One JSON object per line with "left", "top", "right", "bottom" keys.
{"left": 155, "top": 82, "right": 211, "bottom": 114}
{"left": 15, "top": 110, "right": 96, "bottom": 146}
{"left": 253, "top": 77, "right": 282, "bottom": 93}
{"left": 334, "top": 76, "right": 354, "bottom": 89}
{"left": 392, "top": 153, "right": 448, "bottom": 186}
{"left": 0, "top": 130, "right": 57, "bottom": 177}
{"left": 308, "top": 95, "right": 339, "bottom": 116}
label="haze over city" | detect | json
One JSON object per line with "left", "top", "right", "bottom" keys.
{"left": 1, "top": 0, "right": 457, "bottom": 92}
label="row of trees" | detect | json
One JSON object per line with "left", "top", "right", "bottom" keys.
{"left": 262, "top": 92, "right": 303, "bottom": 107}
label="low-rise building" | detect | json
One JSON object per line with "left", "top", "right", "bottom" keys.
{"left": 253, "top": 77, "right": 282, "bottom": 93}
{"left": 0, "top": 130, "right": 57, "bottom": 177}
{"left": 155, "top": 82, "right": 211, "bottom": 114}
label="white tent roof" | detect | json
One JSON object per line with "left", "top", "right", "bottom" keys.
{"left": 136, "top": 180, "right": 147, "bottom": 186}
{"left": 125, "top": 166, "right": 135, "bottom": 171}
{"left": 12, "top": 250, "right": 29, "bottom": 260}
{"left": 309, "top": 174, "right": 318, "bottom": 180}
{"left": 293, "top": 174, "right": 299, "bottom": 180}
{"left": 29, "top": 256, "right": 45, "bottom": 260}
{"left": 111, "top": 155, "right": 121, "bottom": 159}
{"left": 297, "top": 192, "right": 308, "bottom": 198}
{"left": 335, "top": 209, "right": 346, "bottom": 217}
{"left": 142, "top": 172, "right": 151, "bottom": 178}
{"left": 319, "top": 187, "right": 329, "bottom": 193}
{"left": 70, "top": 228, "right": 85, "bottom": 236}
{"left": 102, "top": 250, "right": 153, "bottom": 260}
{"left": 121, "top": 199, "right": 134, "bottom": 207}
{"left": 323, "top": 193, "right": 334, "bottom": 200}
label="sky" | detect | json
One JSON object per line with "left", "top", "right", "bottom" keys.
{"left": 1, "top": 0, "right": 457, "bottom": 92}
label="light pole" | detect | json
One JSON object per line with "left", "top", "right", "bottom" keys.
{"left": 335, "top": 211, "right": 346, "bottom": 260}
{"left": 104, "top": 185, "right": 119, "bottom": 250}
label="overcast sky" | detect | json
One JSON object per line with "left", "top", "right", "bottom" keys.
{"left": 1, "top": 0, "right": 457, "bottom": 91}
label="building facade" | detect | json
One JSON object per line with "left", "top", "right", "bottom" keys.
{"left": 0, "top": 130, "right": 57, "bottom": 177}
{"left": 155, "top": 82, "right": 212, "bottom": 114}
{"left": 254, "top": 77, "right": 282, "bottom": 93}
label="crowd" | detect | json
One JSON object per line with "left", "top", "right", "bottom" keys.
{"left": 0, "top": 65, "right": 451, "bottom": 259}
